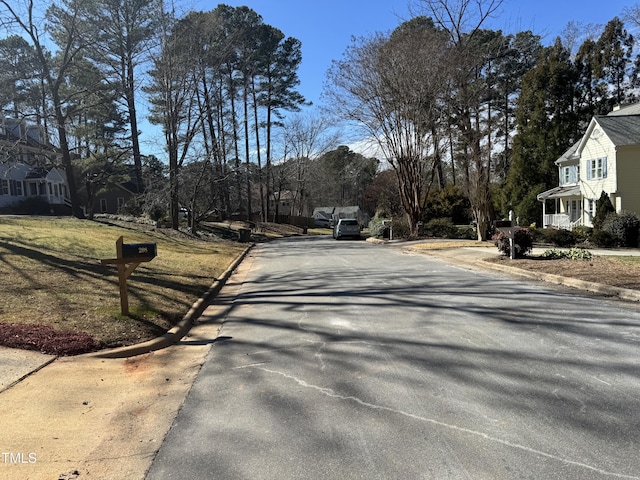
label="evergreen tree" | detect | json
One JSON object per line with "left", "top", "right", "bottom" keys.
{"left": 593, "top": 190, "right": 615, "bottom": 231}
{"left": 504, "top": 38, "right": 578, "bottom": 225}
{"left": 596, "top": 17, "right": 634, "bottom": 106}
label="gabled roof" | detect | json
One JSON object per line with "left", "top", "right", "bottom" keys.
{"left": 593, "top": 115, "right": 640, "bottom": 147}
{"left": 24, "top": 166, "right": 49, "bottom": 179}
{"left": 555, "top": 141, "right": 580, "bottom": 165}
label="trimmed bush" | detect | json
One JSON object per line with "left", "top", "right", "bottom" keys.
{"left": 368, "top": 216, "right": 390, "bottom": 239}
{"left": 602, "top": 211, "right": 640, "bottom": 247}
{"left": 544, "top": 228, "right": 576, "bottom": 247}
{"left": 456, "top": 224, "right": 477, "bottom": 240}
{"left": 590, "top": 228, "right": 617, "bottom": 247}
{"left": 391, "top": 216, "right": 411, "bottom": 239}
{"left": 492, "top": 228, "right": 534, "bottom": 258}
{"left": 425, "top": 217, "right": 458, "bottom": 238}
{"left": 424, "top": 185, "right": 471, "bottom": 224}
{"left": 571, "top": 225, "right": 592, "bottom": 244}
{"left": 13, "top": 197, "right": 51, "bottom": 215}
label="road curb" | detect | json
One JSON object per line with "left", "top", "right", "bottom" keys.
{"left": 87, "top": 244, "right": 254, "bottom": 359}
{"left": 477, "top": 258, "right": 640, "bottom": 302}
{"left": 404, "top": 245, "right": 640, "bottom": 303}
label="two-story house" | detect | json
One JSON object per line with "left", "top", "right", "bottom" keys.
{"left": 0, "top": 117, "right": 71, "bottom": 213}
{"left": 537, "top": 103, "right": 640, "bottom": 229}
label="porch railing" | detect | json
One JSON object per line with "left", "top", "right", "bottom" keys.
{"left": 543, "top": 214, "right": 583, "bottom": 230}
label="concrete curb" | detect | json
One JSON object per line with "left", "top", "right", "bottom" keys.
{"left": 88, "top": 244, "right": 254, "bottom": 359}
{"left": 477, "top": 258, "right": 640, "bottom": 302}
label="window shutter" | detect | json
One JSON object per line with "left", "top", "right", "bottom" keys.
{"left": 586, "top": 161, "right": 592, "bottom": 180}
{"left": 603, "top": 158, "right": 607, "bottom": 178}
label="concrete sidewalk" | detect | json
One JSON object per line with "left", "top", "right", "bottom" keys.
{"left": 0, "top": 247, "right": 255, "bottom": 479}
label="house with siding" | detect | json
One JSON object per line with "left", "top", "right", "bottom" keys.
{"left": 537, "top": 104, "right": 640, "bottom": 229}
{"left": 0, "top": 117, "right": 71, "bottom": 213}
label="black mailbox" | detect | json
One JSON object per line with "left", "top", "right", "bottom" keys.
{"left": 121, "top": 243, "right": 157, "bottom": 260}
{"left": 494, "top": 220, "right": 512, "bottom": 228}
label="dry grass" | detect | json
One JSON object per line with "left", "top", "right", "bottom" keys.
{"left": 410, "top": 240, "right": 492, "bottom": 250}
{"left": 0, "top": 216, "right": 246, "bottom": 352}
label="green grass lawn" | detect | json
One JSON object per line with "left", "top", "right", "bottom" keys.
{"left": 0, "top": 216, "right": 246, "bottom": 351}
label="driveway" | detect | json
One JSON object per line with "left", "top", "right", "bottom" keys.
{"left": 147, "top": 236, "right": 640, "bottom": 479}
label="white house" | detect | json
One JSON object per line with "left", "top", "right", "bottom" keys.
{"left": 537, "top": 103, "right": 640, "bottom": 229}
{"left": 0, "top": 116, "right": 71, "bottom": 213}
{"left": 0, "top": 162, "right": 70, "bottom": 212}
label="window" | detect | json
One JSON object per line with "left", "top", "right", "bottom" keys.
{"left": 587, "top": 157, "right": 607, "bottom": 180}
{"left": 100, "top": 198, "right": 108, "bottom": 213}
{"left": 10, "top": 180, "right": 23, "bottom": 196}
{"left": 29, "top": 183, "right": 38, "bottom": 195}
{"left": 588, "top": 199, "right": 596, "bottom": 217}
{"left": 117, "top": 197, "right": 125, "bottom": 211}
{"left": 0, "top": 179, "right": 8, "bottom": 195}
{"left": 561, "top": 166, "right": 579, "bottom": 184}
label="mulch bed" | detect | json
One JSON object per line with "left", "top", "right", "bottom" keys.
{"left": 485, "top": 255, "right": 640, "bottom": 290}
{"left": 0, "top": 323, "right": 100, "bottom": 356}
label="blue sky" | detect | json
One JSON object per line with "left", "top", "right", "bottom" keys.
{"left": 138, "top": 0, "right": 630, "bottom": 158}
{"left": 192, "top": 0, "right": 631, "bottom": 109}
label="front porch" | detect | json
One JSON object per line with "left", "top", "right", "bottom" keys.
{"left": 537, "top": 185, "right": 582, "bottom": 230}
{"left": 542, "top": 214, "right": 583, "bottom": 230}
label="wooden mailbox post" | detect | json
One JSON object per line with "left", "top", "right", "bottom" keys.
{"left": 101, "top": 236, "right": 157, "bottom": 316}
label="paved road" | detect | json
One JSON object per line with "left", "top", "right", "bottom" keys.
{"left": 147, "top": 236, "right": 640, "bottom": 479}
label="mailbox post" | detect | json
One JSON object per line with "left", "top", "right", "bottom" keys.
{"left": 101, "top": 236, "right": 157, "bottom": 316}
{"left": 495, "top": 219, "right": 516, "bottom": 260}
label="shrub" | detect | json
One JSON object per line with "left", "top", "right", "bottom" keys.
{"left": 590, "top": 228, "right": 617, "bottom": 247}
{"left": 455, "top": 224, "right": 477, "bottom": 240}
{"left": 368, "top": 216, "right": 390, "bottom": 239}
{"left": 541, "top": 248, "right": 565, "bottom": 259}
{"left": 602, "top": 211, "right": 640, "bottom": 247}
{"left": 566, "top": 247, "right": 593, "bottom": 260}
{"left": 391, "top": 216, "right": 411, "bottom": 239}
{"left": 424, "top": 217, "right": 458, "bottom": 238}
{"left": 13, "top": 197, "right": 51, "bottom": 215}
{"left": 593, "top": 191, "right": 615, "bottom": 231}
{"left": 424, "top": 185, "right": 471, "bottom": 224}
{"left": 542, "top": 248, "right": 592, "bottom": 260}
{"left": 571, "top": 226, "right": 592, "bottom": 244}
{"left": 145, "top": 201, "right": 167, "bottom": 222}
{"left": 492, "top": 228, "right": 534, "bottom": 258}
{"left": 544, "top": 228, "right": 576, "bottom": 247}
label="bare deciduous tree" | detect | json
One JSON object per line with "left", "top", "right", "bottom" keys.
{"left": 325, "top": 18, "right": 450, "bottom": 237}
{"left": 417, "top": 0, "right": 504, "bottom": 240}
{"left": 281, "top": 112, "right": 339, "bottom": 217}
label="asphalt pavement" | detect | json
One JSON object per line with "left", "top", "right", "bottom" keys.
{"left": 146, "top": 237, "right": 640, "bottom": 479}
{"left": 1, "top": 239, "right": 640, "bottom": 479}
